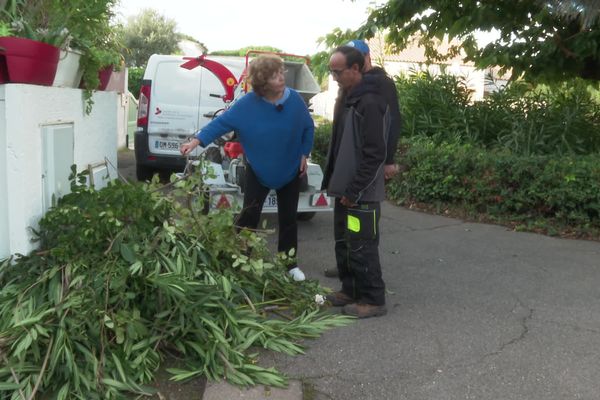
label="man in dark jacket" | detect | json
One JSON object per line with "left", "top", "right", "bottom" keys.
{"left": 323, "top": 39, "right": 403, "bottom": 278}
{"left": 347, "top": 39, "right": 402, "bottom": 180}
{"left": 322, "top": 46, "right": 389, "bottom": 318}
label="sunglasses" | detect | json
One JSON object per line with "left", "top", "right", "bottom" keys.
{"left": 328, "top": 67, "right": 348, "bottom": 77}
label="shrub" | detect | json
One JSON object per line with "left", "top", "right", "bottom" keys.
{"left": 389, "top": 137, "right": 600, "bottom": 235}
{"left": 128, "top": 66, "right": 145, "bottom": 98}
{"left": 310, "top": 120, "right": 331, "bottom": 170}
{"left": 0, "top": 169, "right": 351, "bottom": 398}
{"left": 395, "top": 74, "right": 600, "bottom": 156}
{"left": 395, "top": 71, "right": 472, "bottom": 141}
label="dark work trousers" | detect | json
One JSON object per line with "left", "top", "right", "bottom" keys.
{"left": 334, "top": 198, "right": 386, "bottom": 305}
{"left": 235, "top": 164, "right": 300, "bottom": 270}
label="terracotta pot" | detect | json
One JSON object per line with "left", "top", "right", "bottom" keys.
{"left": 0, "top": 37, "right": 60, "bottom": 86}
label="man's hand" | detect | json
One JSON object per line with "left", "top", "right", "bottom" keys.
{"left": 180, "top": 138, "right": 200, "bottom": 155}
{"left": 340, "top": 196, "right": 356, "bottom": 208}
{"left": 384, "top": 164, "right": 399, "bottom": 180}
{"left": 299, "top": 155, "right": 308, "bottom": 177}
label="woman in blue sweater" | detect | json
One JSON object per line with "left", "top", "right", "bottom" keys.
{"left": 180, "top": 55, "right": 314, "bottom": 281}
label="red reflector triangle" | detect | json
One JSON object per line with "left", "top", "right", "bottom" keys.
{"left": 315, "top": 193, "right": 328, "bottom": 206}
{"left": 216, "top": 194, "right": 230, "bottom": 208}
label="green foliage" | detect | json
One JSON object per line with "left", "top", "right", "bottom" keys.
{"left": 395, "top": 71, "right": 472, "bottom": 141}
{"left": 127, "top": 66, "right": 145, "bottom": 98}
{"left": 356, "top": 0, "right": 600, "bottom": 82}
{"left": 178, "top": 33, "right": 207, "bottom": 54}
{"left": 309, "top": 51, "right": 330, "bottom": 87}
{"left": 309, "top": 28, "right": 357, "bottom": 85}
{"left": 396, "top": 72, "right": 600, "bottom": 155}
{"left": 121, "top": 9, "right": 180, "bottom": 67}
{"left": 0, "top": 168, "right": 351, "bottom": 398}
{"left": 474, "top": 80, "right": 600, "bottom": 155}
{"left": 0, "top": 21, "right": 10, "bottom": 36}
{"left": 0, "top": 0, "right": 123, "bottom": 113}
{"left": 0, "top": 0, "right": 71, "bottom": 47}
{"left": 388, "top": 137, "right": 600, "bottom": 236}
{"left": 310, "top": 121, "right": 332, "bottom": 170}
{"left": 209, "top": 46, "right": 284, "bottom": 57}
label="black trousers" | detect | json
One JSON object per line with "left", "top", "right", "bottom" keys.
{"left": 236, "top": 165, "right": 300, "bottom": 270}
{"left": 334, "top": 198, "right": 386, "bottom": 305}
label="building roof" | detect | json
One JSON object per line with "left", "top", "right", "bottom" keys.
{"left": 367, "top": 36, "right": 475, "bottom": 67}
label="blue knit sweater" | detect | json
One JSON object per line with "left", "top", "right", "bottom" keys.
{"left": 196, "top": 88, "right": 314, "bottom": 189}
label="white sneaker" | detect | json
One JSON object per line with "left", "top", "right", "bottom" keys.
{"left": 288, "top": 267, "right": 305, "bottom": 281}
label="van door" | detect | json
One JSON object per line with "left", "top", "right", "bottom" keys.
{"left": 196, "top": 57, "right": 246, "bottom": 129}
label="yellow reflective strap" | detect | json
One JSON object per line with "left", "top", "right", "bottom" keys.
{"left": 347, "top": 215, "right": 361, "bottom": 232}
{"left": 373, "top": 210, "right": 377, "bottom": 236}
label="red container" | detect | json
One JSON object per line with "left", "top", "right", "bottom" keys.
{"left": 0, "top": 37, "right": 60, "bottom": 86}
{"left": 97, "top": 65, "right": 113, "bottom": 90}
{"left": 224, "top": 142, "right": 244, "bottom": 159}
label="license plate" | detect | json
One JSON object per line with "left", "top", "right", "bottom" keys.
{"left": 263, "top": 194, "right": 277, "bottom": 208}
{"left": 154, "top": 140, "right": 180, "bottom": 150}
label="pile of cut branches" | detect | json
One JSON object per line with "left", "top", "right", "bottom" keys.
{"left": 0, "top": 168, "right": 350, "bottom": 399}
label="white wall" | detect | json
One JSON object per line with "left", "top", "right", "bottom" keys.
{"left": 117, "top": 92, "right": 129, "bottom": 149}
{"left": 105, "top": 68, "right": 130, "bottom": 149}
{"left": 0, "top": 84, "right": 118, "bottom": 259}
{"left": 311, "top": 76, "right": 339, "bottom": 121}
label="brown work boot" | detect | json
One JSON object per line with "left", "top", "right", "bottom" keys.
{"left": 326, "top": 291, "right": 354, "bottom": 307}
{"left": 323, "top": 268, "right": 339, "bottom": 278}
{"left": 343, "top": 303, "right": 387, "bottom": 318}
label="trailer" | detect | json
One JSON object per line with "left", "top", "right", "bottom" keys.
{"left": 135, "top": 52, "right": 331, "bottom": 219}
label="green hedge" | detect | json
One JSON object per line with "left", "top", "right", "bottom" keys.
{"left": 310, "top": 121, "right": 331, "bottom": 170}
{"left": 128, "top": 66, "right": 145, "bottom": 98}
{"left": 396, "top": 73, "right": 600, "bottom": 156}
{"left": 388, "top": 137, "right": 600, "bottom": 235}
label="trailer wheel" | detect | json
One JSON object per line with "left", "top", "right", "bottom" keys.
{"left": 297, "top": 212, "right": 316, "bottom": 221}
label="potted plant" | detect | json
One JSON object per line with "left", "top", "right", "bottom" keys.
{"left": 1, "top": 0, "right": 123, "bottom": 110}
{"left": 77, "top": 31, "right": 124, "bottom": 91}
{"left": 56, "top": 0, "right": 122, "bottom": 111}
{"left": 0, "top": 0, "right": 70, "bottom": 85}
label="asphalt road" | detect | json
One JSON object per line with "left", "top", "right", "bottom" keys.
{"left": 119, "top": 149, "right": 600, "bottom": 399}
{"left": 262, "top": 203, "right": 600, "bottom": 400}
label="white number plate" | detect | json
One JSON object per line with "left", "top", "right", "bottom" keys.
{"left": 263, "top": 194, "right": 277, "bottom": 208}
{"left": 154, "top": 140, "right": 180, "bottom": 150}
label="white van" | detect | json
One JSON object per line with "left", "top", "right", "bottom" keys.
{"left": 134, "top": 53, "right": 331, "bottom": 219}
{"left": 134, "top": 55, "right": 247, "bottom": 180}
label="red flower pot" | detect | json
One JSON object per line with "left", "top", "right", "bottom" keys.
{"left": 79, "top": 65, "right": 114, "bottom": 90}
{"left": 0, "top": 37, "right": 60, "bottom": 86}
{"left": 97, "top": 65, "right": 113, "bottom": 90}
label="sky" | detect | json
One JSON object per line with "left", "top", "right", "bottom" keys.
{"left": 115, "top": 0, "right": 383, "bottom": 55}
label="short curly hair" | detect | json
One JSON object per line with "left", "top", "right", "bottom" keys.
{"left": 247, "top": 55, "right": 284, "bottom": 97}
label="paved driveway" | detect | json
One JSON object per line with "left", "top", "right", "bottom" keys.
{"left": 259, "top": 202, "right": 600, "bottom": 400}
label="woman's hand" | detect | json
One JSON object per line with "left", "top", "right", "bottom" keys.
{"left": 299, "top": 155, "right": 308, "bottom": 177}
{"left": 180, "top": 138, "right": 201, "bottom": 155}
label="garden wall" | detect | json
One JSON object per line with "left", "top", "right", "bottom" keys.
{"left": 0, "top": 84, "right": 119, "bottom": 259}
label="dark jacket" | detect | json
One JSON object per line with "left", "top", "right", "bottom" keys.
{"left": 321, "top": 77, "right": 390, "bottom": 203}
{"left": 365, "top": 67, "right": 402, "bottom": 165}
